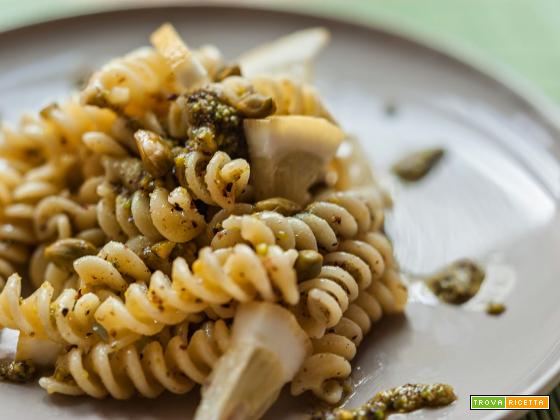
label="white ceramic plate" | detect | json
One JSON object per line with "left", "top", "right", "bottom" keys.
{"left": 1, "top": 5, "right": 559, "bottom": 419}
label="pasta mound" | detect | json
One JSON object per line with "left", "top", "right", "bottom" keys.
{"left": 0, "top": 23, "right": 407, "bottom": 414}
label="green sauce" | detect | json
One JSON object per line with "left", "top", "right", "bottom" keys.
{"left": 184, "top": 89, "right": 246, "bottom": 158}
{"left": 312, "top": 383, "right": 456, "bottom": 419}
{"left": 0, "top": 359, "right": 36, "bottom": 383}
{"left": 392, "top": 148, "right": 444, "bottom": 182}
{"left": 426, "top": 259, "right": 485, "bottom": 304}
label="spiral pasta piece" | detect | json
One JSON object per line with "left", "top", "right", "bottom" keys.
{"left": 120, "top": 234, "right": 198, "bottom": 277}
{"left": 211, "top": 190, "right": 385, "bottom": 252}
{"left": 176, "top": 150, "right": 250, "bottom": 209}
{"left": 194, "top": 45, "right": 224, "bottom": 80}
{"left": 35, "top": 99, "right": 116, "bottom": 156}
{"left": 0, "top": 158, "right": 26, "bottom": 208}
{"left": 3, "top": 148, "right": 103, "bottom": 225}
{"left": 97, "top": 148, "right": 250, "bottom": 243}
{"left": 81, "top": 47, "right": 177, "bottom": 118}
{"left": 9, "top": 155, "right": 78, "bottom": 205}
{"left": 81, "top": 41, "right": 222, "bottom": 121}
{"left": 252, "top": 76, "right": 334, "bottom": 120}
{"left": 291, "top": 268, "right": 408, "bottom": 404}
{"left": 212, "top": 211, "right": 316, "bottom": 251}
{"left": 0, "top": 273, "right": 101, "bottom": 349}
{"left": 203, "top": 202, "right": 255, "bottom": 244}
{"left": 220, "top": 75, "right": 333, "bottom": 121}
{"left": 39, "top": 319, "right": 230, "bottom": 399}
{"left": 0, "top": 241, "right": 28, "bottom": 289}
{"left": 0, "top": 126, "right": 42, "bottom": 176}
{"left": 0, "top": 99, "right": 114, "bottom": 284}
{"left": 149, "top": 186, "right": 206, "bottom": 243}
{"left": 82, "top": 131, "right": 130, "bottom": 158}
{"left": 293, "top": 231, "right": 396, "bottom": 338}
{"left": 94, "top": 243, "right": 298, "bottom": 337}
{"left": 73, "top": 241, "right": 151, "bottom": 292}
{"left": 97, "top": 185, "right": 205, "bottom": 243}
{"left": 34, "top": 195, "right": 98, "bottom": 242}
{"left": 1, "top": 98, "right": 116, "bottom": 165}
{"left": 30, "top": 244, "right": 80, "bottom": 292}
{"left": 0, "top": 217, "right": 34, "bottom": 287}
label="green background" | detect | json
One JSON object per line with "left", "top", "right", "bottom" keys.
{"left": 1, "top": 0, "right": 559, "bottom": 418}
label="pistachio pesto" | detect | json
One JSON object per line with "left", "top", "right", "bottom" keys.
{"left": 0, "top": 359, "right": 37, "bottom": 383}
{"left": 313, "top": 383, "right": 456, "bottom": 419}
{"left": 426, "top": 259, "right": 485, "bottom": 304}
{"left": 392, "top": 147, "right": 444, "bottom": 182}
{"left": 184, "top": 89, "right": 246, "bottom": 158}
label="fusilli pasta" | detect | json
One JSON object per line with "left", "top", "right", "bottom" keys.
{"left": 219, "top": 75, "right": 333, "bottom": 121}
{"left": 39, "top": 319, "right": 230, "bottom": 399}
{"left": 0, "top": 273, "right": 100, "bottom": 349}
{"left": 1, "top": 98, "right": 115, "bottom": 164}
{"left": 293, "top": 231, "right": 397, "bottom": 338}
{"left": 174, "top": 150, "right": 251, "bottom": 209}
{"left": 97, "top": 184, "right": 205, "bottom": 243}
{"left": 0, "top": 24, "right": 413, "bottom": 418}
{"left": 291, "top": 268, "right": 408, "bottom": 404}
{"left": 211, "top": 190, "right": 385, "bottom": 252}
{"left": 81, "top": 47, "right": 177, "bottom": 119}
{"left": 0, "top": 98, "right": 114, "bottom": 285}
{"left": 97, "top": 147, "right": 250, "bottom": 243}
{"left": 73, "top": 241, "right": 151, "bottom": 292}
{"left": 34, "top": 195, "right": 98, "bottom": 242}
{"left": 94, "top": 243, "right": 298, "bottom": 337}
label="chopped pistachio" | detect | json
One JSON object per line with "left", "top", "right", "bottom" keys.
{"left": 134, "top": 129, "right": 174, "bottom": 178}
{"left": 141, "top": 241, "right": 178, "bottom": 274}
{"left": 151, "top": 241, "right": 176, "bottom": 259}
{"left": 235, "top": 93, "right": 276, "bottom": 119}
{"left": 44, "top": 238, "right": 97, "bottom": 270}
{"left": 92, "top": 322, "right": 109, "bottom": 342}
{"left": 486, "top": 302, "right": 506, "bottom": 316}
{"left": 121, "top": 197, "right": 132, "bottom": 210}
{"left": 295, "top": 250, "right": 323, "bottom": 281}
{"left": 392, "top": 147, "right": 444, "bottom": 182}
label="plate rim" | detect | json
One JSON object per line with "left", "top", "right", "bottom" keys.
{"left": 1, "top": 3, "right": 559, "bottom": 418}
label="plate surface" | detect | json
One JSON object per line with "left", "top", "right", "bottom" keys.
{"left": 0, "top": 5, "right": 559, "bottom": 419}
